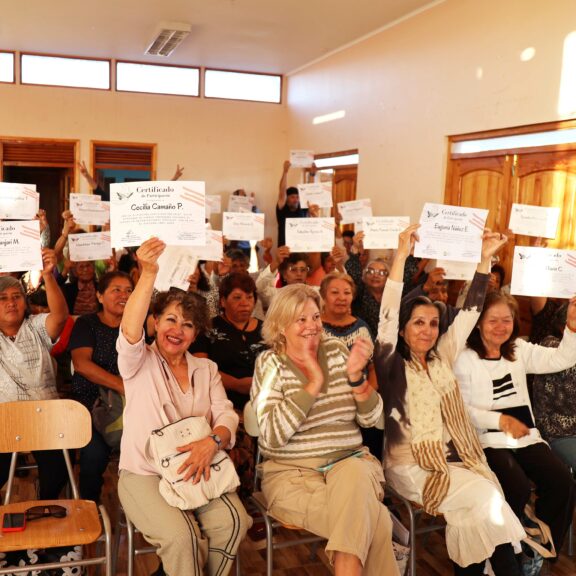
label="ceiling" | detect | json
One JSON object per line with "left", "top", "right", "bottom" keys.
{"left": 1, "top": 0, "right": 439, "bottom": 75}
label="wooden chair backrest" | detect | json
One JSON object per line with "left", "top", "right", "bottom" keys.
{"left": 0, "top": 399, "right": 91, "bottom": 453}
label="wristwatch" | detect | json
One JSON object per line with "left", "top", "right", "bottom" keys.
{"left": 209, "top": 434, "right": 222, "bottom": 449}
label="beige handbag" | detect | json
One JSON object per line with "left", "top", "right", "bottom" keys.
{"left": 145, "top": 407, "right": 240, "bottom": 510}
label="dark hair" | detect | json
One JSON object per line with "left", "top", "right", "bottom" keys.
{"left": 225, "top": 248, "right": 248, "bottom": 263}
{"left": 342, "top": 230, "right": 355, "bottom": 239}
{"left": 97, "top": 271, "right": 133, "bottom": 295}
{"left": 466, "top": 291, "right": 519, "bottom": 360}
{"left": 118, "top": 252, "right": 138, "bottom": 274}
{"left": 320, "top": 252, "right": 332, "bottom": 268}
{"left": 278, "top": 253, "right": 309, "bottom": 285}
{"left": 490, "top": 264, "right": 506, "bottom": 287}
{"left": 286, "top": 186, "right": 299, "bottom": 196}
{"left": 397, "top": 296, "right": 445, "bottom": 362}
{"left": 219, "top": 273, "right": 257, "bottom": 302}
{"left": 152, "top": 289, "right": 211, "bottom": 335}
{"left": 28, "top": 287, "right": 48, "bottom": 308}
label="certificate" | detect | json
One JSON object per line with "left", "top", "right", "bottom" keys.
{"left": 436, "top": 259, "right": 476, "bottom": 281}
{"left": 227, "top": 195, "right": 253, "bottom": 213}
{"left": 297, "top": 183, "right": 333, "bottom": 208}
{"left": 68, "top": 232, "right": 112, "bottom": 262}
{"left": 110, "top": 181, "right": 206, "bottom": 248}
{"left": 337, "top": 199, "right": 373, "bottom": 225}
{"left": 0, "top": 220, "right": 43, "bottom": 272}
{"left": 510, "top": 246, "right": 576, "bottom": 298}
{"left": 155, "top": 246, "right": 199, "bottom": 292}
{"left": 70, "top": 193, "right": 110, "bottom": 226}
{"left": 359, "top": 216, "right": 410, "bottom": 249}
{"left": 290, "top": 150, "right": 315, "bottom": 168}
{"left": 285, "top": 217, "right": 335, "bottom": 253}
{"left": 508, "top": 203, "right": 560, "bottom": 239}
{"left": 0, "top": 183, "right": 39, "bottom": 220}
{"left": 206, "top": 195, "right": 221, "bottom": 216}
{"left": 414, "top": 203, "right": 488, "bottom": 263}
{"left": 222, "top": 212, "right": 265, "bottom": 241}
{"left": 189, "top": 230, "right": 224, "bottom": 262}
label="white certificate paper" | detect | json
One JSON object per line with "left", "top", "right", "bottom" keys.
{"left": 285, "top": 217, "right": 335, "bottom": 253}
{"left": 337, "top": 199, "right": 373, "bottom": 225}
{"left": 206, "top": 195, "right": 221, "bottom": 215}
{"left": 414, "top": 203, "right": 488, "bottom": 263}
{"left": 290, "top": 150, "right": 315, "bottom": 168}
{"left": 155, "top": 246, "right": 199, "bottom": 292}
{"left": 297, "top": 183, "right": 333, "bottom": 209}
{"left": 0, "top": 220, "right": 43, "bottom": 272}
{"left": 360, "top": 216, "right": 410, "bottom": 249}
{"left": 227, "top": 195, "right": 253, "bottom": 213}
{"left": 436, "top": 259, "right": 477, "bottom": 281}
{"left": 222, "top": 212, "right": 265, "bottom": 241}
{"left": 110, "top": 181, "right": 206, "bottom": 248}
{"left": 70, "top": 193, "right": 110, "bottom": 226}
{"left": 188, "top": 230, "right": 224, "bottom": 262}
{"left": 68, "top": 232, "right": 112, "bottom": 262}
{"left": 0, "top": 183, "right": 39, "bottom": 220}
{"left": 508, "top": 203, "right": 560, "bottom": 239}
{"left": 510, "top": 246, "right": 576, "bottom": 298}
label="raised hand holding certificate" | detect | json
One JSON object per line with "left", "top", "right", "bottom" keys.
{"left": 337, "top": 199, "right": 372, "bottom": 225}
{"left": 0, "top": 220, "right": 43, "bottom": 272}
{"left": 290, "top": 150, "right": 314, "bottom": 168}
{"left": 414, "top": 203, "right": 488, "bottom": 263}
{"left": 285, "top": 217, "right": 335, "bottom": 253}
{"left": 110, "top": 181, "right": 206, "bottom": 248}
{"left": 222, "top": 212, "right": 265, "bottom": 241}
{"left": 508, "top": 203, "right": 560, "bottom": 239}
{"left": 510, "top": 246, "right": 576, "bottom": 298}
{"left": 360, "top": 216, "right": 410, "bottom": 249}
{"left": 68, "top": 232, "right": 112, "bottom": 262}
{"left": 0, "top": 183, "right": 39, "bottom": 220}
{"left": 297, "top": 183, "right": 333, "bottom": 208}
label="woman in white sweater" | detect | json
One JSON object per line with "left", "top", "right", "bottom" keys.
{"left": 454, "top": 292, "right": 576, "bottom": 554}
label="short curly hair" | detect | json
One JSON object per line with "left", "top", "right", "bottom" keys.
{"left": 152, "top": 289, "right": 211, "bottom": 335}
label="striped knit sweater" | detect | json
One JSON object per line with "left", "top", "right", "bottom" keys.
{"left": 251, "top": 337, "right": 383, "bottom": 460}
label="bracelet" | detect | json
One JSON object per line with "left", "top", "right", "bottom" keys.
{"left": 347, "top": 374, "right": 365, "bottom": 388}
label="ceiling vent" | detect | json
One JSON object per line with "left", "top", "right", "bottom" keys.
{"left": 145, "top": 22, "right": 191, "bottom": 57}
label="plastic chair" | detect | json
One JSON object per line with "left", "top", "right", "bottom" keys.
{"left": 0, "top": 399, "right": 112, "bottom": 576}
{"left": 243, "top": 402, "right": 326, "bottom": 576}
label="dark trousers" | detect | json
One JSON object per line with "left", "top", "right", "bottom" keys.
{"left": 452, "top": 543, "right": 520, "bottom": 576}
{"left": 0, "top": 450, "right": 68, "bottom": 499}
{"left": 79, "top": 427, "right": 112, "bottom": 502}
{"left": 484, "top": 443, "right": 576, "bottom": 551}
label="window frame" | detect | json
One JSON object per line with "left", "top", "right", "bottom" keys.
{"left": 203, "top": 67, "right": 283, "bottom": 104}
{"left": 0, "top": 51, "right": 15, "bottom": 84}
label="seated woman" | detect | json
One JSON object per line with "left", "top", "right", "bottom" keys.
{"left": 69, "top": 271, "right": 134, "bottom": 501}
{"left": 117, "top": 238, "right": 250, "bottom": 576}
{"left": 251, "top": 284, "right": 399, "bottom": 576}
{"left": 377, "top": 225, "right": 524, "bottom": 576}
{"left": 454, "top": 291, "right": 576, "bottom": 555}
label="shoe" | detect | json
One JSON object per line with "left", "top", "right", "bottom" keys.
{"left": 520, "top": 549, "right": 543, "bottom": 576}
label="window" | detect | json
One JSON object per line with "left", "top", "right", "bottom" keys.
{"left": 204, "top": 69, "right": 281, "bottom": 103}
{"left": 0, "top": 52, "right": 14, "bottom": 83}
{"left": 21, "top": 53, "right": 110, "bottom": 90}
{"left": 116, "top": 61, "right": 199, "bottom": 96}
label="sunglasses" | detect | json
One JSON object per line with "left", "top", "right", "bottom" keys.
{"left": 25, "top": 505, "right": 67, "bottom": 521}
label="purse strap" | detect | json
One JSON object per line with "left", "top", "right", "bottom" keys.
{"left": 521, "top": 504, "right": 556, "bottom": 559}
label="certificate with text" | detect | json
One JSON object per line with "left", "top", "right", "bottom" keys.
{"left": 290, "top": 150, "right": 315, "bottom": 168}
{"left": 155, "top": 246, "right": 199, "bottom": 292}
{"left": 510, "top": 246, "right": 576, "bottom": 298}
{"left": 337, "top": 199, "right": 373, "bottom": 225}
{"left": 285, "top": 217, "right": 335, "bottom": 253}
{"left": 222, "top": 212, "right": 265, "bottom": 241}
{"left": 0, "top": 183, "right": 39, "bottom": 220}
{"left": 436, "top": 259, "right": 476, "bottom": 281}
{"left": 359, "top": 216, "right": 410, "bottom": 249}
{"left": 508, "top": 203, "right": 560, "bottom": 239}
{"left": 206, "top": 195, "right": 222, "bottom": 216}
{"left": 70, "top": 193, "right": 110, "bottom": 226}
{"left": 68, "top": 232, "right": 112, "bottom": 262}
{"left": 297, "top": 183, "right": 333, "bottom": 208}
{"left": 188, "top": 230, "right": 224, "bottom": 262}
{"left": 110, "top": 181, "right": 206, "bottom": 248}
{"left": 227, "top": 195, "right": 253, "bottom": 213}
{"left": 414, "top": 203, "right": 488, "bottom": 263}
{"left": 0, "top": 220, "right": 43, "bottom": 272}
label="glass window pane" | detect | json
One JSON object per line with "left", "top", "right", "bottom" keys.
{"left": 0, "top": 52, "right": 14, "bottom": 83}
{"left": 204, "top": 69, "right": 281, "bottom": 103}
{"left": 21, "top": 54, "right": 109, "bottom": 89}
{"left": 116, "top": 62, "right": 199, "bottom": 96}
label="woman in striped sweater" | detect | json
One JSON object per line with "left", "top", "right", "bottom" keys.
{"left": 251, "top": 284, "right": 399, "bottom": 576}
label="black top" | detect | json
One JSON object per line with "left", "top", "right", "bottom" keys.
{"left": 276, "top": 204, "right": 308, "bottom": 247}
{"left": 190, "top": 315, "right": 267, "bottom": 410}
{"left": 68, "top": 313, "right": 120, "bottom": 409}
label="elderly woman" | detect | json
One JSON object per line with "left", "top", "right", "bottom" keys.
{"left": 117, "top": 238, "right": 250, "bottom": 576}
{"left": 454, "top": 291, "right": 576, "bottom": 557}
{"left": 377, "top": 225, "right": 524, "bottom": 576}
{"left": 251, "top": 284, "right": 399, "bottom": 576}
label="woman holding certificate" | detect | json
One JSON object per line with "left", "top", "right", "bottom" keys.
{"left": 117, "top": 238, "right": 250, "bottom": 576}
{"left": 453, "top": 292, "right": 576, "bottom": 557}
{"left": 377, "top": 225, "right": 525, "bottom": 576}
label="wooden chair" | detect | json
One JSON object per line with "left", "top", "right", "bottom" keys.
{"left": 0, "top": 399, "right": 112, "bottom": 576}
{"left": 243, "top": 402, "right": 325, "bottom": 576}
